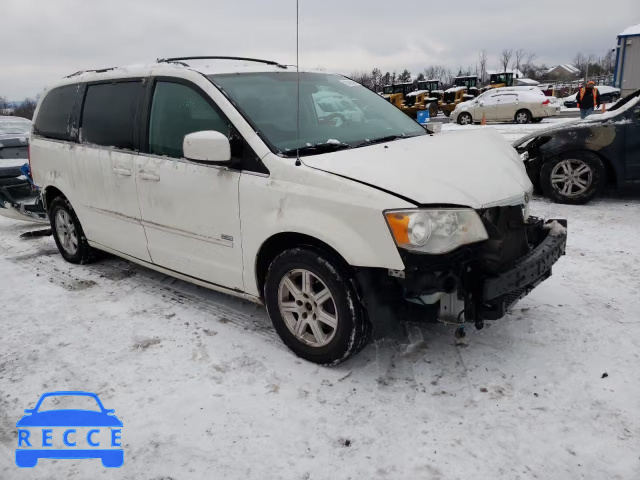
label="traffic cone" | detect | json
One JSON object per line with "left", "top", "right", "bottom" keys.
{"left": 481, "top": 112, "right": 487, "bottom": 125}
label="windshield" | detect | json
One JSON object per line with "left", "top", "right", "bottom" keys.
{"left": 211, "top": 72, "right": 425, "bottom": 156}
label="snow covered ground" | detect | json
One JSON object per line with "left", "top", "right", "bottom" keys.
{"left": 1, "top": 124, "right": 639, "bottom": 479}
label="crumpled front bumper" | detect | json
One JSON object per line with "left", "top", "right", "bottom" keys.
{"left": 356, "top": 217, "right": 567, "bottom": 328}
{"left": 478, "top": 219, "right": 567, "bottom": 320}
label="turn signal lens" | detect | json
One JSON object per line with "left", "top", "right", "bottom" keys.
{"left": 385, "top": 213, "right": 410, "bottom": 245}
{"left": 384, "top": 209, "right": 488, "bottom": 254}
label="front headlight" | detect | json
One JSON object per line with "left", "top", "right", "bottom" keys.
{"left": 384, "top": 209, "right": 488, "bottom": 254}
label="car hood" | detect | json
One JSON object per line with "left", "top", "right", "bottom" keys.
{"left": 302, "top": 129, "right": 532, "bottom": 209}
{"left": 16, "top": 410, "right": 123, "bottom": 427}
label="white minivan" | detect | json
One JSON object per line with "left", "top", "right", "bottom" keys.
{"left": 30, "top": 57, "right": 567, "bottom": 365}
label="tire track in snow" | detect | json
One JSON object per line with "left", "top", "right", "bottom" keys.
{"left": 1, "top": 229, "right": 280, "bottom": 344}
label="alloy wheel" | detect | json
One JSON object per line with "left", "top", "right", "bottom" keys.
{"left": 277, "top": 269, "right": 338, "bottom": 347}
{"left": 550, "top": 159, "right": 593, "bottom": 197}
{"left": 516, "top": 112, "right": 529, "bottom": 124}
{"left": 55, "top": 210, "right": 78, "bottom": 256}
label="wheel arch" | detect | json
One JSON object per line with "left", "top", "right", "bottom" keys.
{"left": 42, "top": 185, "right": 66, "bottom": 211}
{"left": 255, "top": 232, "right": 353, "bottom": 299}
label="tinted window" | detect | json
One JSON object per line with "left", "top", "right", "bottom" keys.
{"left": 81, "top": 81, "right": 143, "bottom": 150}
{"left": 34, "top": 85, "right": 78, "bottom": 141}
{"left": 148, "top": 81, "right": 229, "bottom": 158}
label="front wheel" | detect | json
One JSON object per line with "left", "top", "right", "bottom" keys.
{"left": 457, "top": 112, "right": 473, "bottom": 125}
{"left": 540, "top": 151, "right": 605, "bottom": 205}
{"left": 264, "top": 248, "right": 371, "bottom": 365}
{"left": 515, "top": 109, "right": 532, "bottom": 124}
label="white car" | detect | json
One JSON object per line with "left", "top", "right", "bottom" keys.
{"left": 451, "top": 87, "right": 561, "bottom": 125}
{"left": 29, "top": 57, "right": 567, "bottom": 364}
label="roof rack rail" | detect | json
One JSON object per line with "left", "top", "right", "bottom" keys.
{"left": 156, "top": 56, "right": 288, "bottom": 69}
{"left": 64, "top": 67, "right": 116, "bottom": 79}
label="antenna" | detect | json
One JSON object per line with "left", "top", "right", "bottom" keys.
{"left": 295, "top": 0, "right": 301, "bottom": 165}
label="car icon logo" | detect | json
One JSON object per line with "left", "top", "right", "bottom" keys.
{"left": 15, "top": 391, "right": 123, "bottom": 468}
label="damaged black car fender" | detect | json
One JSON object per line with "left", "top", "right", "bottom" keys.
{"left": 513, "top": 89, "right": 640, "bottom": 204}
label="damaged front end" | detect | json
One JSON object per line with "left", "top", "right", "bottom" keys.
{"left": 0, "top": 164, "right": 48, "bottom": 224}
{"left": 358, "top": 206, "right": 567, "bottom": 332}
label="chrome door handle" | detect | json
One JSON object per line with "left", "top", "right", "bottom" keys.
{"left": 112, "top": 167, "right": 132, "bottom": 176}
{"left": 139, "top": 172, "right": 160, "bottom": 181}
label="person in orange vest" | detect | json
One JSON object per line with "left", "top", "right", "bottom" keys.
{"left": 576, "top": 81, "right": 600, "bottom": 119}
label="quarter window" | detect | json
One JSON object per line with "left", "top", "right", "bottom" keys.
{"left": 34, "top": 85, "right": 78, "bottom": 141}
{"left": 148, "top": 81, "right": 229, "bottom": 158}
{"left": 81, "top": 81, "right": 144, "bottom": 150}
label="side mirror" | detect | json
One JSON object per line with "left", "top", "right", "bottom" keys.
{"left": 479, "top": 101, "right": 484, "bottom": 107}
{"left": 183, "top": 131, "right": 231, "bottom": 164}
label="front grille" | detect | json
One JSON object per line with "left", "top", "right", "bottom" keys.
{"left": 404, "top": 96, "right": 416, "bottom": 107}
{"left": 443, "top": 91, "right": 455, "bottom": 103}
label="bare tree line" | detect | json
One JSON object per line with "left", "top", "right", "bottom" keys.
{"left": 350, "top": 47, "right": 616, "bottom": 91}
{"left": 0, "top": 95, "right": 38, "bottom": 120}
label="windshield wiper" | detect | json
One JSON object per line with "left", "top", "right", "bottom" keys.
{"left": 354, "top": 134, "right": 415, "bottom": 147}
{"left": 282, "top": 141, "right": 353, "bottom": 157}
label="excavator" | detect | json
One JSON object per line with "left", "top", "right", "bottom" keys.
{"left": 483, "top": 71, "right": 515, "bottom": 91}
{"left": 382, "top": 82, "right": 415, "bottom": 109}
{"left": 401, "top": 79, "right": 441, "bottom": 118}
{"left": 440, "top": 75, "right": 480, "bottom": 117}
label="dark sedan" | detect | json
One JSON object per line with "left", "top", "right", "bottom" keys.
{"left": 514, "top": 89, "right": 640, "bottom": 204}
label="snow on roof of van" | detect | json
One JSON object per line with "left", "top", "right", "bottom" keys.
{"left": 619, "top": 23, "right": 640, "bottom": 36}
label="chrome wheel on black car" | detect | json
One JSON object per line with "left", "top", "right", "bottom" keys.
{"left": 541, "top": 151, "right": 605, "bottom": 205}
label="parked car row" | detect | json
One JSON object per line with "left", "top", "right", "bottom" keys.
{"left": 27, "top": 57, "right": 567, "bottom": 364}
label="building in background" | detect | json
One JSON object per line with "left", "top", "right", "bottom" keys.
{"left": 614, "top": 23, "right": 640, "bottom": 97}
{"left": 546, "top": 64, "right": 580, "bottom": 80}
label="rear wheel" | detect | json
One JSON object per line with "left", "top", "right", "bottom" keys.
{"left": 457, "top": 112, "right": 473, "bottom": 125}
{"left": 515, "top": 109, "right": 532, "bottom": 124}
{"left": 49, "top": 196, "right": 98, "bottom": 264}
{"left": 264, "top": 248, "right": 371, "bottom": 365}
{"left": 540, "top": 151, "right": 605, "bottom": 205}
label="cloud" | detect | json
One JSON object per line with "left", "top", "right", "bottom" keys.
{"left": 1, "top": 0, "right": 636, "bottom": 99}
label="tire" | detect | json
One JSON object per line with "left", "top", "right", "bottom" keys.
{"left": 443, "top": 109, "right": 451, "bottom": 117}
{"left": 264, "top": 248, "right": 371, "bottom": 365}
{"left": 429, "top": 102, "right": 439, "bottom": 118}
{"left": 49, "top": 196, "right": 98, "bottom": 264}
{"left": 540, "top": 151, "right": 605, "bottom": 205}
{"left": 457, "top": 112, "right": 473, "bottom": 125}
{"left": 515, "top": 109, "right": 532, "bottom": 124}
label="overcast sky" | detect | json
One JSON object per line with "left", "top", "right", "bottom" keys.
{"left": 1, "top": 0, "right": 638, "bottom": 99}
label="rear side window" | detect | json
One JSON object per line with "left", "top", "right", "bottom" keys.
{"left": 81, "top": 81, "right": 144, "bottom": 150}
{"left": 34, "top": 85, "right": 78, "bottom": 141}
{"left": 148, "top": 81, "right": 229, "bottom": 158}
